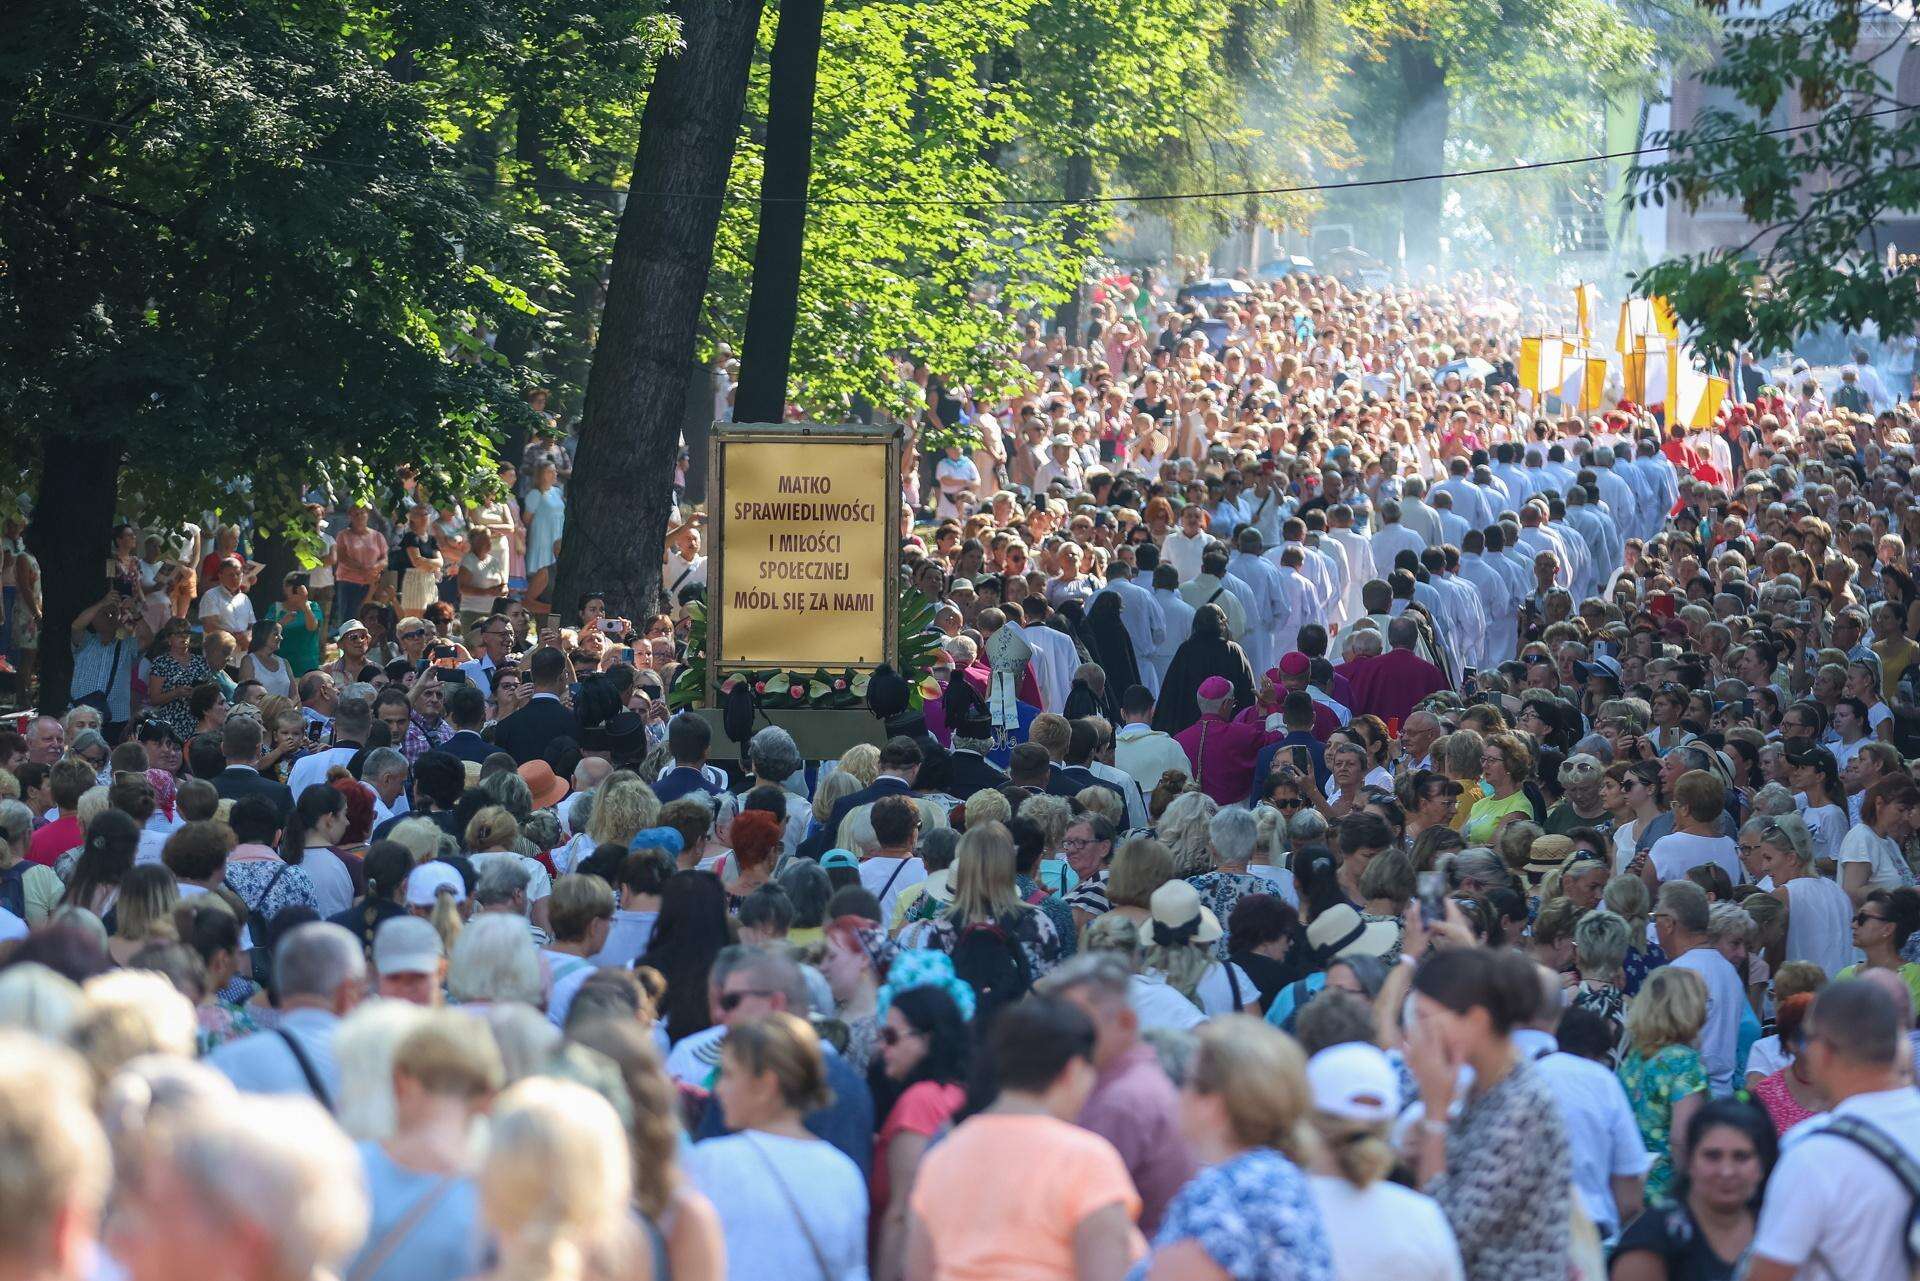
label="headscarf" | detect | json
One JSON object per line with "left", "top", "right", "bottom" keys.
{"left": 146, "top": 768, "right": 177, "bottom": 823}
{"left": 876, "top": 949, "right": 977, "bottom": 1022}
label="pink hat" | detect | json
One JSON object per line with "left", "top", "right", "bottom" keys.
{"left": 1277, "top": 652, "right": 1310, "bottom": 676}
{"left": 1197, "top": 676, "right": 1233, "bottom": 700}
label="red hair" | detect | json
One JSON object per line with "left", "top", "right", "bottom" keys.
{"left": 728, "top": 809, "right": 784, "bottom": 874}
{"left": 330, "top": 775, "right": 377, "bottom": 845}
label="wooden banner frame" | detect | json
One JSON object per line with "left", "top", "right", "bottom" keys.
{"left": 703, "top": 422, "right": 904, "bottom": 707}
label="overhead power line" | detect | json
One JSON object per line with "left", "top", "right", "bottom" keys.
{"left": 43, "top": 100, "right": 1919, "bottom": 209}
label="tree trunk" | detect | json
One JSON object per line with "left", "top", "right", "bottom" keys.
{"left": 554, "top": 0, "right": 768, "bottom": 623}
{"left": 26, "top": 434, "right": 122, "bottom": 712}
{"left": 734, "top": 0, "right": 825, "bottom": 425}
{"left": 1393, "top": 42, "right": 1448, "bottom": 272}
{"left": 1053, "top": 150, "right": 1095, "bottom": 342}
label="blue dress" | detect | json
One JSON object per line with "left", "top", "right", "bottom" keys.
{"left": 523, "top": 486, "right": 566, "bottom": 574}
{"left": 1132, "top": 1148, "right": 1335, "bottom": 1281}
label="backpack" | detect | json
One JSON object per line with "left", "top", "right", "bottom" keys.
{"left": 229, "top": 863, "right": 292, "bottom": 993}
{"left": 949, "top": 917, "right": 1033, "bottom": 1017}
{"left": 0, "top": 863, "right": 27, "bottom": 920}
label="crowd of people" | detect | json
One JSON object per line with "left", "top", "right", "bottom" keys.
{"left": 2, "top": 265, "right": 1920, "bottom": 1281}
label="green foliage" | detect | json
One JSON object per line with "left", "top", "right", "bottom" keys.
{"left": 704, "top": 0, "right": 1091, "bottom": 425}
{"left": 1631, "top": 0, "right": 1920, "bottom": 359}
{"left": 0, "top": 0, "right": 555, "bottom": 520}
{"left": 670, "top": 587, "right": 941, "bottom": 709}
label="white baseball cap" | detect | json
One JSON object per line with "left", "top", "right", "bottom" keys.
{"left": 373, "top": 915, "right": 444, "bottom": 976}
{"left": 1307, "top": 1042, "right": 1401, "bottom": 1123}
{"left": 405, "top": 862, "right": 466, "bottom": 908}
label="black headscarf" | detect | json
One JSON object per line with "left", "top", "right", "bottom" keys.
{"left": 1152, "top": 603, "right": 1255, "bottom": 734}
{"left": 1080, "top": 591, "right": 1141, "bottom": 708}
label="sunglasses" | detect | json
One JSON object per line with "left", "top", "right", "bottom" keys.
{"left": 1855, "top": 912, "right": 1889, "bottom": 926}
{"left": 1274, "top": 797, "right": 1305, "bottom": 809}
{"left": 717, "top": 988, "right": 775, "bottom": 1012}
{"left": 878, "top": 1026, "right": 919, "bottom": 1048}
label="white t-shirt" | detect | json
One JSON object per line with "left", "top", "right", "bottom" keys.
{"left": 665, "top": 1024, "right": 727, "bottom": 1087}
{"left": 1193, "top": 960, "right": 1259, "bottom": 1017}
{"left": 198, "top": 584, "right": 257, "bottom": 635}
{"left": 1752, "top": 1086, "right": 1920, "bottom": 1281}
{"left": 1128, "top": 973, "right": 1206, "bottom": 1031}
{"left": 1746, "top": 1034, "right": 1790, "bottom": 1083}
{"left": 686, "top": 1132, "right": 869, "bottom": 1281}
{"left": 135, "top": 826, "right": 170, "bottom": 866}
{"left": 1647, "top": 831, "right": 1742, "bottom": 885}
{"left": 1529, "top": 1051, "right": 1653, "bottom": 1234}
{"left": 1611, "top": 818, "right": 1647, "bottom": 875}
{"left": 1246, "top": 863, "right": 1300, "bottom": 907}
{"left": 1797, "top": 800, "right": 1849, "bottom": 867}
{"left": 857, "top": 856, "right": 927, "bottom": 926}
{"left": 1671, "top": 946, "right": 1748, "bottom": 1097}
{"left": 300, "top": 847, "right": 355, "bottom": 920}
{"left": 0, "top": 908, "right": 26, "bottom": 943}
{"left": 1782, "top": 875, "right": 1855, "bottom": 978}
{"left": 1308, "top": 1174, "right": 1464, "bottom": 1281}
{"left": 1838, "top": 823, "right": 1915, "bottom": 892}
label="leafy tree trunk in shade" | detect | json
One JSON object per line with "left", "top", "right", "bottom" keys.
{"left": 554, "top": 0, "right": 769, "bottom": 622}
{"left": 734, "top": 0, "right": 825, "bottom": 426}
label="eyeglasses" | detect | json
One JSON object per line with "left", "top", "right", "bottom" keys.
{"left": 717, "top": 988, "right": 776, "bottom": 1012}
{"left": 1061, "top": 836, "right": 1100, "bottom": 849}
{"left": 878, "top": 1026, "right": 921, "bottom": 1048}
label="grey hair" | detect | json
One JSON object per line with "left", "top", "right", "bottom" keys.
{"left": 447, "top": 913, "right": 543, "bottom": 1006}
{"left": 749, "top": 727, "right": 802, "bottom": 783}
{"left": 362, "top": 747, "right": 408, "bottom": 781}
{"left": 726, "top": 945, "right": 812, "bottom": 1017}
{"left": 1656, "top": 878, "right": 1711, "bottom": 934}
{"left": 0, "top": 799, "right": 32, "bottom": 849}
{"left": 272, "top": 923, "right": 367, "bottom": 1002}
{"left": 158, "top": 1095, "right": 369, "bottom": 1281}
{"left": 1207, "top": 807, "right": 1259, "bottom": 867}
{"left": 477, "top": 770, "right": 534, "bottom": 821}
{"left": 474, "top": 856, "right": 533, "bottom": 906}
{"left": 388, "top": 818, "right": 444, "bottom": 865}
{"left": 1344, "top": 629, "right": 1385, "bottom": 658}
{"left": 1326, "top": 740, "right": 1370, "bottom": 770}
{"left": 1287, "top": 807, "right": 1329, "bottom": 845}
{"left": 342, "top": 682, "right": 379, "bottom": 705}
{"left": 1441, "top": 847, "right": 1512, "bottom": 890}
{"left": 1707, "top": 900, "right": 1756, "bottom": 944}
{"left": 1035, "top": 952, "right": 1135, "bottom": 1006}
{"left": 332, "top": 697, "right": 373, "bottom": 739}
{"left": 1572, "top": 909, "right": 1630, "bottom": 982}
{"left": 1749, "top": 783, "right": 1798, "bottom": 817}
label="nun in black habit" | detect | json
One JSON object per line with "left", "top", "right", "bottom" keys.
{"left": 1150, "top": 602, "right": 1256, "bottom": 735}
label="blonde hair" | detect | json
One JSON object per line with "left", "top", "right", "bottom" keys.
{"left": 1158, "top": 791, "right": 1220, "bottom": 877}
{"left": 389, "top": 817, "right": 446, "bottom": 865}
{"left": 0, "top": 1035, "right": 110, "bottom": 1270}
{"left": 946, "top": 822, "right": 1024, "bottom": 923}
{"left": 1075, "top": 786, "right": 1123, "bottom": 824}
{"left": 1772, "top": 959, "right": 1829, "bottom": 1001}
{"left": 1107, "top": 837, "right": 1174, "bottom": 909}
{"left": 75, "top": 785, "right": 111, "bottom": 831}
{"left": 0, "top": 965, "right": 85, "bottom": 1041}
{"left": 1081, "top": 913, "right": 1144, "bottom": 961}
{"left": 1189, "top": 1016, "right": 1317, "bottom": 1162}
{"left": 392, "top": 1009, "right": 506, "bottom": 1099}
{"left": 1625, "top": 965, "right": 1708, "bottom": 1055}
{"left": 481, "top": 1077, "right": 635, "bottom": 1281}
{"left": 114, "top": 865, "right": 180, "bottom": 944}
{"left": 962, "top": 788, "right": 1011, "bottom": 828}
{"left": 70, "top": 970, "right": 198, "bottom": 1090}
{"left": 723, "top": 1011, "right": 834, "bottom": 1113}
{"left": 464, "top": 805, "right": 521, "bottom": 853}
{"left": 1603, "top": 874, "right": 1653, "bottom": 955}
{"left": 811, "top": 770, "right": 861, "bottom": 826}
{"left": 333, "top": 1000, "right": 428, "bottom": 1142}
{"left": 836, "top": 744, "right": 880, "bottom": 787}
{"left": 584, "top": 776, "right": 660, "bottom": 848}
{"left": 1143, "top": 936, "right": 1213, "bottom": 1001}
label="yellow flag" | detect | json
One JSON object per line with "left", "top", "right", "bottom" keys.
{"left": 1575, "top": 284, "right": 1597, "bottom": 344}
{"left": 1584, "top": 357, "right": 1608, "bottom": 414}
{"left": 1691, "top": 375, "right": 1729, "bottom": 428}
{"left": 1519, "top": 337, "right": 1543, "bottom": 393}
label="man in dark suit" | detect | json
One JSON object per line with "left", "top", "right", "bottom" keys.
{"left": 1046, "top": 719, "right": 1128, "bottom": 811}
{"left": 797, "top": 736, "right": 922, "bottom": 861}
{"left": 651, "top": 714, "right": 728, "bottom": 806}
{"left": 211, "top": 715, "right": 294, "bottom": 821}
{"left": 491, "top": 646, "right": 580, "bottom": 765}
{"left": 439, "top": 684, "right": 495, "bottom": 765}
